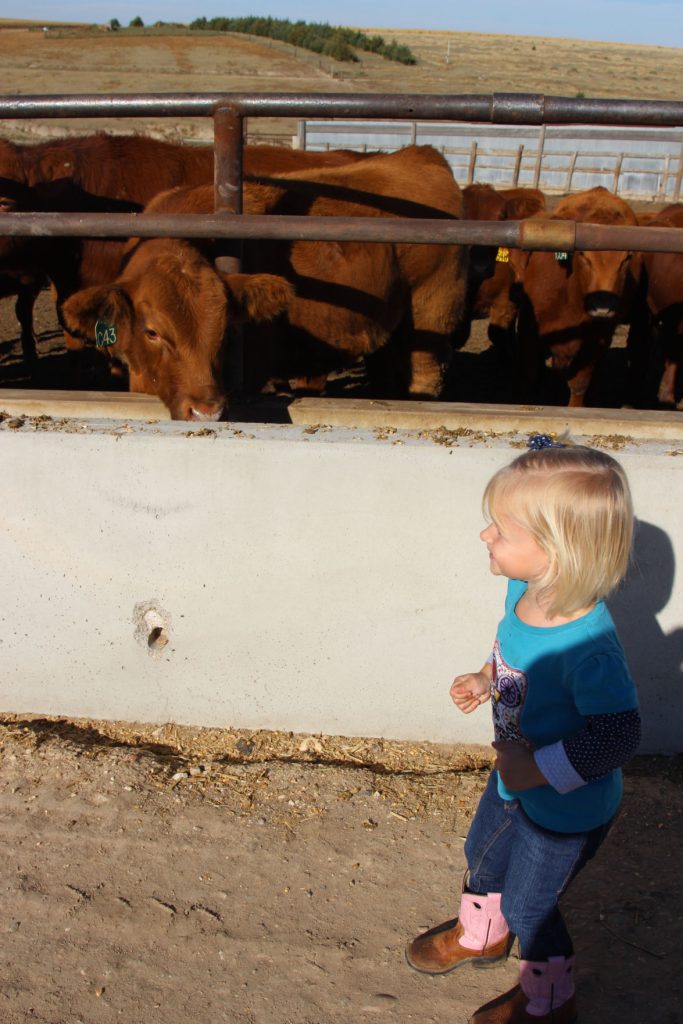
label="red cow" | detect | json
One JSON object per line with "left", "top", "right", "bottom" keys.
{"left": 509, "top": 187, "right": 638, "bottom": 405}
{"left": 60, "top": 238, "right": 294, "bottom": 421}
{"left": 60, "top": 145, "right": 466, "bottom": 416}
{"left": 628, "top": 204, "right": 683, "bottom": 408}
{"left": 458, "top": 184, "right": 546, "bottom": 349}
{"left": 0, "top": 133, "right": 367, "bottom": 364}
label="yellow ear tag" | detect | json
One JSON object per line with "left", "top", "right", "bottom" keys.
{"left": 495, "top": 247, "right": 510, "bottom": 263}
{"left": 95, "top": 320, "right": 117, "bottom": 347}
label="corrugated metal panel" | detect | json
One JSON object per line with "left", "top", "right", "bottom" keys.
{"left": 299, "top": 120, "right": 683, "bottom": 199}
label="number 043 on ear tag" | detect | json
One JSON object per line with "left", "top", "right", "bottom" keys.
{"left": 95, "top": 320, "right": 117, "bottom": 347}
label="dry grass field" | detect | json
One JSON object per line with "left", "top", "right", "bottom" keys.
{"left": 0, "top": 21, "right": 681, "bottom": 144}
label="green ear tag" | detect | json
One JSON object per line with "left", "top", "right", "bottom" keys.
{"left": 554, "top": 251, "right": 569, "bottom": 261}
{"left": 95, "top": 320, "right": 117, "bottom": 347}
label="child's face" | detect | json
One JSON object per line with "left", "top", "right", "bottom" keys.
{"left": 480, "top": 509, "right": 549, "bottom": 584}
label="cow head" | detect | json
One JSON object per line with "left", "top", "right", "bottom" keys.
{"left": 60, "top": 238, "right": 294, "bottom": 420}
{"left": 571, "top": 249, "right": 634, "bottom": 319}
{"left": 462, "top": 184, "right": 508, "bottom": 289}
{"left": 551, "top": 189, "right": 637, "bottom": 321}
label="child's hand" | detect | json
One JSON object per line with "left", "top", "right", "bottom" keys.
{"left": 492, "top": 741, "right": 548, "bottom": 790}
{"left": 450, "top": 672, "right": 490, "bottom": 714}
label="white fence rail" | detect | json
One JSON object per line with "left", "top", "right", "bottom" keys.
{"left": 297, "top": 121, "right": 683, "bottom": 200}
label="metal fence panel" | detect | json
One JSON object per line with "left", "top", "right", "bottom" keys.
{"left": 299, "top": 120, "right": 683, "bottom": 199}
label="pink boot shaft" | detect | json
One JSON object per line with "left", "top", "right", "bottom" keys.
{"left": 468, "top": 955, "right": 577, "bottom": 1023}
{"left": 459, "top": 892, "right": 510, "bottom": 951}
{"left": 521, "top": 956, "right": 576, "bottom": 1016}
{"left": 405, "top": 888, "right": 512, "bottom": 975}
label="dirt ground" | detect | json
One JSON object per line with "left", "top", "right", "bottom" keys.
{"left": 0, "top": 715, "right": 681, "bottom": 1024}
{"left": 1, "top": 25, "right": 682, "bottom": 1024}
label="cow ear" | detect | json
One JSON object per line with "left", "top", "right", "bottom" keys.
{"left": 60, "top": 285, "right": 134, "bottom": 353}
{"left": 555, "top": 251, "right": 573, "bottom": 276}
{"left": 627, "top": 251, "right": 644, "bottom": 284}
{"left": 507, "top": 248, "right": 532, "bottom": 283}
{"left": 222, "top": 273, "right": 295, "bottom": 323}
{"left": 35, "top": 147, "right": 79, "bottom": 183}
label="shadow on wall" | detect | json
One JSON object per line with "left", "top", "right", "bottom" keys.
{"left": 607, "top": 519, "right": 683, "bottom": 755}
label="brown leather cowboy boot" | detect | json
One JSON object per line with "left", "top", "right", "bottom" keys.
{"left": 469, "top": 956, "right": 577, "bottom": 1023}
{"left": 406, "top": 891, "right": 513, "bottom": 975}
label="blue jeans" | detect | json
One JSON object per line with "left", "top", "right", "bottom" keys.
{"left": 464, "top": 772, "right": 612, "bottom": 961}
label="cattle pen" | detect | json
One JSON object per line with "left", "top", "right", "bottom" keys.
{"left": 1, "top": 91, "right": 683, "bottom": 757}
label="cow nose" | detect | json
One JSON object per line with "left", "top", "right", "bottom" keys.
{"left": 175, "top": 392, "right": 226, "bottom": 421}
{"left": 187, "top": 400, "right": 225, "bottom": 422}
{"left": 584, "top": 291, "right": 618, "bottom": 318}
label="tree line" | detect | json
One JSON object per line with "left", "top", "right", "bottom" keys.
{"left": 188, "top": 16, "right": 417, "bottom": 64}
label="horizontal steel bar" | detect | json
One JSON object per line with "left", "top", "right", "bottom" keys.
{"left": 0, "top": 92, "right": 682, "bottom": 127}
{"left": 1, "top": 212, "right": 682, "bottom": 252}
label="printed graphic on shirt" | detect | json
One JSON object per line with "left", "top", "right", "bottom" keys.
{"left": 491, "top": 640, "right": 529, "bottom": 745}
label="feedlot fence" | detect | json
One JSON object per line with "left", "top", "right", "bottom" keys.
{"left": 1, "top": 92, "right": 683, "bottom": 255}
{"left": 2, "top": 92, "right": 683, "bottom": 752}
{"left": 299, "top": 121, "right": 683, "bottom": 201}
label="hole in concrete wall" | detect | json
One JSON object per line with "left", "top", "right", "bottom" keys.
{"left": 147, "top": 625, "right": 167, "bottom": 650}
{"left": 133, "top": 601, "right": 172, "bottom": 658}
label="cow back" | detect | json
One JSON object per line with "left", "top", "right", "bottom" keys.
{"left": 553, "top": 186, "right": 637, "bottom": 226}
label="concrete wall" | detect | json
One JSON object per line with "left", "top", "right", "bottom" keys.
{"left": 2, "top": 397, "right": 682, "bottom": 754}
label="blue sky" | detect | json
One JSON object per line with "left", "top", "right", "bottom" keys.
{"left": 8, "top": 0, "right": 683, "bottom": 48}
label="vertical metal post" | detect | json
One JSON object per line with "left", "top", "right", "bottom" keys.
{"left": 612, "top": 153, "right": 624, "bottom": 194}
{"left": 213, "top": 104, "right": 244, "bottom": 392}
{"left": 213, "top": 104, "right": 243, "bottom": 267}
{"left": 467, "top": 141, "right": 478, "bottom": 185}
{"left": 512, "top": 144, "right": 523, "bottom": 187}
{"left": 532, "top": 124, "right": 546, "bottom": 189}
{"left": 673, "top": 140, "right": 683, "bottom": 202}
{"left": 658, "top": 154, "right": 670, "bottom": 200}
{"left": 565, "top": 151, "right": 578, "bottom": 193}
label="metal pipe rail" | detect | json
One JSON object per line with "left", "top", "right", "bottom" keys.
{"left": 1, "top": 92, "right": 682, "bottom": 126}
{"left": 1, "top": 212, "right": 682, "bottom": 253}
{"left": 2, "top": 92, "right": 681, "bottom": 256}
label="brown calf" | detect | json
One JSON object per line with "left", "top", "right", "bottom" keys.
{"left": 509, "top": 187, "right": 638, "bottom": 405}
{"left": 0, "top": 134, "right": 367, "bottom": 365}
{"left": 458, "top": 184, "right": 546, "bottom": 349}
{"left": 60, "top": 145, "right": 466, "bottom": 416}
{"left": 628, "top": 204, "right": 683, "bottom": 408}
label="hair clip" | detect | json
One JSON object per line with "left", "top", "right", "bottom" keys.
{"left": 527, "top": 433, "right": 566, "bottom": 451}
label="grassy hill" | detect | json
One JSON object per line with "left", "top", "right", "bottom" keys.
{"left": 0, "top": 20, "right": 680, "bottom": 145}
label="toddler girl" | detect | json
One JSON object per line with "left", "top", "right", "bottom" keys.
{"left": 406, "top": 436, "right": 641, "bottom": 1024}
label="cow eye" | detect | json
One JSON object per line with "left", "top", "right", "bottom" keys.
{"left": 144, "top": 327, "right": 164, "bottom": 345}
{"left": 0, "top": 198, "right": 16, "bottom": 212}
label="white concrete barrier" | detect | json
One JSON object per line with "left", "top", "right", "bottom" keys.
{"left": 1, "top": 397, "right": 682, "bottom": 754}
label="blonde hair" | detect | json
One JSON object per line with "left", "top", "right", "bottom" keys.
{"left": 483, "top": 444, "right": 634, "bottom": 617}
